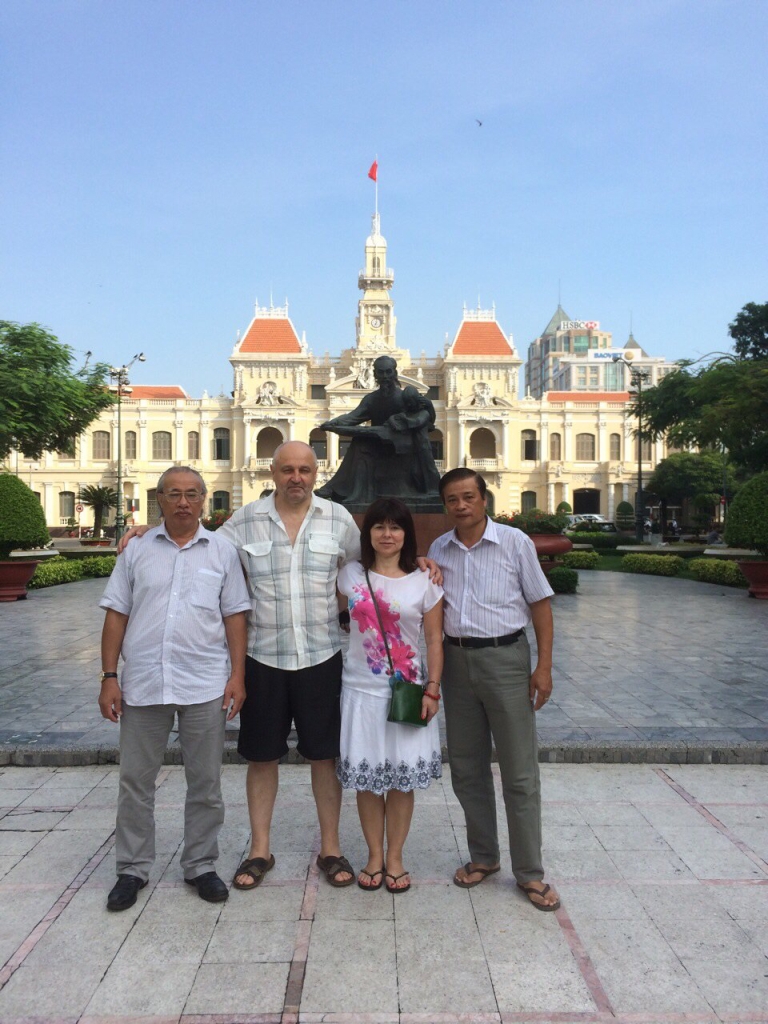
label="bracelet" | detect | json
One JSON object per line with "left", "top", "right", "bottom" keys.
{"left": 424, "top": 690, "right": 441, "bottom": 701}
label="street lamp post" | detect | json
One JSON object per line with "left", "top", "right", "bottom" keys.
{"left": 613, "top": 356, "right": 650, "bottom": 544}
{"left": 109, "top": 354, "right": 145, "bottom": 543}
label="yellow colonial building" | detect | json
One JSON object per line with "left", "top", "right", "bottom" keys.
{"left": 11, "top": 214, "right": 674, "bottom": 531}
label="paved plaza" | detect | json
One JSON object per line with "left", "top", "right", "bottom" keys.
{"left": 0, "top": 569, "right": 767, "bottom": 1021}
{"left": 1, "top": 572, "right": 767, "bottom": 764}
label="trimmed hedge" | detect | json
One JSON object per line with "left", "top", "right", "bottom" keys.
{"left": 80, "top": 555, "right": 117, "bottom": 578}
{"left": 562, "top": 551, "right": 600, "bottom": 570}
{"left": 622, "top": 554, "right": 684, "bottom": 577}
{"left": 688, "top": 558, "right": 747, "bottom": 588}
{"left": 566, "top": 532, "right": 623, "bottom": 550}
{"left": 548, "top": 567, "right": 579, "bottom": 593}
{"left": 28, "top": 556, "right": 84, "bottom": 588}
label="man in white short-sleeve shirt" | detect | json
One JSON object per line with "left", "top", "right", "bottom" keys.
{"left": 428, "top": 468, "right": 560, "bottom": 911}
{"left": 99, "top": 467, "right": 250, "bottom": 912}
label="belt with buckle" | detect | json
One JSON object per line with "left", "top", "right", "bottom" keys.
{"left": 445, "top": 629, "right": 524, "bottom": 649}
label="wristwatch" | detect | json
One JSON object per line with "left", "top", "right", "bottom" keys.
{"left": 100, "top": 672, "right": 118, "bottom": 681}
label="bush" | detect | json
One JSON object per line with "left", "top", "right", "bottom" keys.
{"left": 202, "top": 509, "right": 233, "bottom": 531}
{"left": 0, "top": 473, "right": 50, "bottom": 559}
{"left": 724, "top": 472, "right": 768, "bottom": 556}
{"left": 567, "top": 532, "right": 621, "bottom": 550}
{"left": 28, "top": 556, "right": 84, "bottom": 588}
{"left": 562, "top": 551, "right": 600, "bottom": 570}
{"left": 615, "top": 500, "right": 635, "bottom": 531}
{"left": 622, "top": 554, "right": 684, "bottom": 577}
{"left": 688, "top": 558, "right": 747, "bottom": 587}
{"left": 80, "top": 555, "right": 117, "bottom": 578}
{"left": 556, "top": 500, "right": 572, "bottom": 513}
{"left": 548, "top": 566, "right": 578, "bottom": 593}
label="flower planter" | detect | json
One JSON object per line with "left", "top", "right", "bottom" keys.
{"left": 529, "top": 533, "right": 573, "bottom": 575}
{"left": 0, "top": 559, "right": 40, "bottom": 601}
{"left": 737, "top": 561, "right": 768, "bottom": 599}
{"left": 80, "top": 538, "right": 111, "bottom": 547}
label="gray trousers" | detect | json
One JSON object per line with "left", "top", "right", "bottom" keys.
{"left": 116, "top": 698, "right": 226, "bottom": 882}
{"left": 442, "top": 634, "right": 543, "bottom": 884}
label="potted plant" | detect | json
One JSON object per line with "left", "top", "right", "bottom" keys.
{"left": 0, "top": 473, "right": 51, "bottom": 600}
{"left": 493, "top": 509, "right": 572, "bottom": 571}
{"left": 724, "top": 472, "right": 768, "bottom": 598}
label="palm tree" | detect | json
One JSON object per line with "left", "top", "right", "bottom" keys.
{"left": 78, "top": 485, "right": 118, "bottom": 539}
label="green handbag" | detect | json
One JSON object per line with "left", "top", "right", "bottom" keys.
{"left": 364, "top": 568, "right": 427, "bottom": 728}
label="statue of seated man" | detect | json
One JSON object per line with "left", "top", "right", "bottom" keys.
{"left": 316, "top": 356, "right": 443, "bottom": 512}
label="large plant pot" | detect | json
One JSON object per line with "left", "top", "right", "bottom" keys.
{"left": 529, "top": 533, "right": 573, "bottom": 575}
{"left": 81, "top": 538, "right": 111, "bottom": 547}
{"left": 737, "top": 560, "right": 768, "bottom": 599}
{"left": 0, "top": 559, "right": 40, "bottom": 602}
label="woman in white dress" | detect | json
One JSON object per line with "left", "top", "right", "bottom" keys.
{"left": 337, "top": 497, "right": 443, "bottom": 893}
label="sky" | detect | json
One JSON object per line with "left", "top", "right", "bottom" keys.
{"left": 2, "top": 0, "right": 766, "bottom": 397}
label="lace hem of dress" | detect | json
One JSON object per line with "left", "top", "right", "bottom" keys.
{"left": 337, "top": 754, "right": 443, "bottom": 793}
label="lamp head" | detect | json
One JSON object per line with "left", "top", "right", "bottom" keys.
{"left": 137, "top": 353, "right": 146, "bottom": 362}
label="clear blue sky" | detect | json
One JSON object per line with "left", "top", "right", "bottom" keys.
{"left": 2, "top": 0, "right": 766, "bottom": 397}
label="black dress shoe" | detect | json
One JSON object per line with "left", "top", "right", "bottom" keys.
{"left": 107, "top": 874, "right": 147, "bottom": 912}
{"left": 185, "top": 871, "right": 229, "bottom": 902}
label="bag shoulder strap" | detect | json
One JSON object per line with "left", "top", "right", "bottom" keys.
{"left": 364, "top": 567, "right": 394, "bottom": 675}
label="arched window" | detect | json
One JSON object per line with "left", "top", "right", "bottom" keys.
{"left": 521, "top": 429, "right": 538, "bottom": 461}
{"left": 372, "top": 256, "right": 380, "bottom": 274}
{"left": 146, "top": 488, "right": 159, "bottom": 524}
{"left": 256, "top": 427, "right": 283, "bottom": 460}
{"left": 125, "top": 431, "right": 137, "bottom": 460}
{"left": 213, "top": 427, "right": 230, "bottom": 461}
{"left": 59, "top": 491, "right": 75, "bottom": 521}
{"left": 469, "top": 427, "right": 496, "bottom": 459}
{"left": 636, "top": 436, "right": 652, "bottom": 461}
{"left": 485, "top": 490, "right": 496, "bottom": 515}
{"left": 212, "top": 490, "right": 230, "bottom": 511}
{"left": 549, "top": 432, "right": 562, "bottom": 460}
{"left": 92, "top": 431, "right": 110, "bottom": 460}
{"left": 521, "top": 490, "right": 537, "bottom": 512}
{"left": 152, "top": 431, "right": 172, "bottom": 460}
{"left": 187, "top": 431, "right": 200, "bottom": 460}
{"left": 309, "top": 428, "right": 327, "bottom": 461}
{"left": 260, "top": 488, "right": 274, "bottom": 499}
{"left": 609, "top": 433, "right": 621, "bottom": 461}
{"left": 575, "top": 433, "right": 596, "bottom": 460}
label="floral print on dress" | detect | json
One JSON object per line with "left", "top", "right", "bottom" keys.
{"left": 348, "top": 581, "right": 418, "bottom": 681}
{"left": 337, "top": 753, "right": 442, "bottom": 793}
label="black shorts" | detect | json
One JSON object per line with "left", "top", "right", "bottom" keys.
{"left": 237, "top": 652, "right": 343, "bottom": 762}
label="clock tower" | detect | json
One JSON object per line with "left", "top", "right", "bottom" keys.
{"left": 356, "top": 213, "right": 397, "bottom": 353}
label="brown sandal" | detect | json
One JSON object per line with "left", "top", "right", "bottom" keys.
{"left": 453, "top": 863, "right": 500, "bottom": 889}
{"left": 232, "top": 854, "right": 275, "bottom": 890}
{"left": 357, "top": 867, "right": 384, "bottom": 891}
{"left": 316, "top": 854, "right": 355, "bottom": 887}
{"left": 517, "top": 881, "right": 560, "bottom": 911}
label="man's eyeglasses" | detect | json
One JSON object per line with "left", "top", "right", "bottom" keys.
{"left": 160, "top": 490, "right": 205, "bottom": 503}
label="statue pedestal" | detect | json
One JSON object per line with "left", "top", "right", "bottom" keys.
{"left": 352, "top": 512, "right": 451, "bottom": 558}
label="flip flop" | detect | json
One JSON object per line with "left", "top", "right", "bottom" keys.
{"left": 316, "top": 854, "right": 355, "bottom": 887}
{"left": 385, "top": 870, "right": 411, "bottom": 893}
{"left": 517, "top": 881, "right": 561, "bottom": 912}
{"left": 232, "top": 854, "right": 275, "bottom": 890}
{"left": 453, "top": 862, "right": 501, "bottom": 889}
{"left": 357, "top": 867, "right": 384, "bottom": 891}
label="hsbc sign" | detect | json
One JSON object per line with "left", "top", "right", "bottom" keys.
{"left": 559, "top": 320, "right": 599, "bottom": 331}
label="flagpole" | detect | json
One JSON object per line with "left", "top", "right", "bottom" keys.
{"left": 375, "top": 154, "right": 378, "bottom": 217}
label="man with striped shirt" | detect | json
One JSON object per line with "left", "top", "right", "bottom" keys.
{"left": 428, "top": 468, "right": 560, "bottom": 911}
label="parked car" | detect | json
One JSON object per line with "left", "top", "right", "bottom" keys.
{"left": 578, "top": 514, "right": 607, "bottom": 523}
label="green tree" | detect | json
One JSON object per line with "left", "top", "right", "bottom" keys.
{"left": 0, "top": 321, "right": 114, "bottom": 461}
{"left": 78, "top": 485, "right": 118, "bottom": 539}
{"left": 647, "top": 450, "right": 735, "bottom": 505}
{"left": 729, "top": 301, "right": 768, "bottom": 360}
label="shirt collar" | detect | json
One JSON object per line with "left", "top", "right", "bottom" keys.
{"left": 156, "top": 520, "right": 210, "bottom": 549}
{"left": 449, "top": 515, "right": 499, "bottom": 550}
{"left": 267, "top": 491, "right": 323, "bottom": 525}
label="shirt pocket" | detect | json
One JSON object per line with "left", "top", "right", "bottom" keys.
{"left": 190, "top": 568, "right": 222, "bottom": 610}
{"left": 242, "top": 539, "right": 273, "bottom": 576}
{"left": 306, "top": 534, "right": 340, "bottom": 576}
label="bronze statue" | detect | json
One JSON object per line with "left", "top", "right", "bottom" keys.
{"left": 316, "top": 356, "right": 443, "bottom": 512}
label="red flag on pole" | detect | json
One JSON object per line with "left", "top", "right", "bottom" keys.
{"left": 368, "top": 160, "right": 378, "bottom": 182}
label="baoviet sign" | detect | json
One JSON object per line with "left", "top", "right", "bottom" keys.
{"left": 559, "top": 320, "right": 600, "bottom": 331}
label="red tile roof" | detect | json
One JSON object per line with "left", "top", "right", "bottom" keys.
{"left": 452, "top": 321, "right": 513, "bottom": 356}
{"left": 128, "top": 386, "right": 188, "bottom": 400}
{"left": 239, "top": 316, "right": 302, "bottom": 354}
{"left": 545, "top": 392, "right": 630, "bottom": 402}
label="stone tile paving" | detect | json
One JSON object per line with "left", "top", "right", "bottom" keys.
{"left": 0, "top": 763, "right": 765, "bottom": 1023}
{"left": 1, "top": 573, "right": 767, "bottom": 764}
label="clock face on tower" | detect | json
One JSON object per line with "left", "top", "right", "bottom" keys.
{"left": 370, "top": 317, "right": 382, "bottom": 330}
